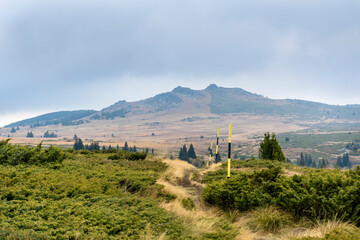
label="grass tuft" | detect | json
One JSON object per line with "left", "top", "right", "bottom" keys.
{"left": 247, "top": 206, "right": 294, "bottom": 233}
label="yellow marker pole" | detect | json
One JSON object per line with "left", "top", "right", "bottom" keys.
{"left": 227, "top": 123, "right": 232, "bottom": 178}
{"left": 215, "top": 128, "right": 220, "bottom": 166}
{"left": 207, "top": 143, "right": 212, "bottom": 167}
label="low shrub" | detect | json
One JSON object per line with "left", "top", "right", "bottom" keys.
{"left": 108, "top": 151, "right": 147, "bottom": 161}
{"left": 0, "top": 140, "right": 65, "bottom": 165}
{"left": 203, "top": 165, "right": 360, "bottom": 226}
{"left": 181, "top": 197, "right": 195, "bottom": 210}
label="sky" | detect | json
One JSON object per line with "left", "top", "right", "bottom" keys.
{"left": 1, "top": 0, "right": 360, "bottom": 127}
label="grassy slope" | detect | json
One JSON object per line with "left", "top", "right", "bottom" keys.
{"left": 1, "top": 147, "right": 360, "bottom": 240}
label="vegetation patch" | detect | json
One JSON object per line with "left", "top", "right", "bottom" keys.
{"left": 0, "top": 149, "right": 192, "bottom": 239}
{"left": 203, "top": 165, "right": 360, "bottom": 226}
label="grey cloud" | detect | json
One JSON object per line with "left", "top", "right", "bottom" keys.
{"left": 1, "top": 0, "right": 360, "bottom": 114}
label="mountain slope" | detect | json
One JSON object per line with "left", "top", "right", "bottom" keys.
{"left": 5, "top": 85, "right": 360, "bottom": 128}
{"left": 5, "top": 110, "right": 97, "bottom": 128}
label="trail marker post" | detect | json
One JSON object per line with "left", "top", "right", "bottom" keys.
{"left": 215, "top": 128, "right": 220, "bottom": 166}
{"left": 207, "top": 142, "right": 213, "bottom": 167}
{"left": 227, "top": 123, "right": 232, "bottom": 178}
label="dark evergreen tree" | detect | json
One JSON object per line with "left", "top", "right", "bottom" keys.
{"left": 123, "top": 142, "right": 129, "bottom": 151}
{"left": 336, "top": 156, "right": 343, "bottom": 168}
{"left": 73, "top": 134, "right": 78, "bottom": 141}
{"left": 102, "top": 146, "right": 106, "bottom": 150}
{"left": 188, "top": 143, "right": 197, "bottom": 159}
{"left": 216, "top": 152, "right": 222, "bottom": 162}
{"left": 108, "top": 145, "right": 112, "bottom": 150}
{"left": 311, "top": 160, "right": 317, "bottom": 168}
{"left": 10, "top": 127, "right": 16, "bottom": 133}
{"left": 299, "top": 152, "right": 305, "bottom": 166}
{"left": 26, "top": 132, "right": 34, "bottom": 138}
{"left": 179, "top": 145, "right": 189, "bottom": 161}
{"left": 179, "top": 148, "right": 185, "bottom": 160}
{"left": 44, "top": 131, "right": 57, "bottom": 138}
{"left": 259, "top": 132, "right": 286, "bottom": 162}
{"left": 133, "top": 145, "right": 137, "bottom": 152}
{"left": 73, "top": 138, "right": 84, "bottom": 150}
{"left": 342, "top": 153, "right": 352, "bottom": 168}
{"left": 305, "top": 154, "right": 312, "bottom": 167}
{"left": 87, "top": 142, "right": 100, "bottom": 151}
{"left": 116, "top": 145, "right": 119, "bottom": 150}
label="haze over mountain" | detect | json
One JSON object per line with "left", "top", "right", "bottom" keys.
{"left": 5, "top": 84, "right": 360, "bottom": 129}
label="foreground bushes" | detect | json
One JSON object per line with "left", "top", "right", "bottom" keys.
{"left": 0, "top": 154, "right": 189, "bottom": 239}
{"left": 203, "top": 165, "right": 360, "bottom": 225}
{"left": 0, "top": 139, "right": 65, "bottom": 165}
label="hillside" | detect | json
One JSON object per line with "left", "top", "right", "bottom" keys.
{"left": 1, "top": 140, "right": 359, "bottom": 239}
{"left": 6, "top": 85, "right": 360, "bottom": 128}
{"left": 3, "top": 85, "right": 360, "bottom": 167}
{"left": 5, "top": 110, "right": 97, "bottom": 128}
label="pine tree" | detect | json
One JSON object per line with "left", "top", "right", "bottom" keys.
{"left": 73, "top": 138, "right": 84, "bottom": 150}
{"left": 133, "top": 145, "right": 137, "bottom": 152}
{"left": 259, "top": 132, "right": 285, "bottom": 162}
{"left": 73, "top": 134, "right": 78, "bottom": 140}
{"left": 123, "top": 142, "right": 129, "bottom": 151}
{"left": 26, "top": 132, "right": 34, "bottom": 138}
{"left": 102, "top": 146, "right": 106, "bottom": 150}
{"left": 336, "top": 156, "right": 343, "bottom": 168}
{"left": 116, "top": 145, "right": 120, "bottom": 150}
{"left": 311, "top": 159, "right": 317, "bottom": 168}
{"left": 179, "top": 148, "right": 184, "bottom": 160}
{"left": 342, "top": 153, "right": 351, "bottom": 168}
{"left": 10, "top": 127, "right": 16, "bottom": 133}
{"left": 179, "top": 145, "right": 189, "bottom": 161}
{"left": 188, "top": 143, "right": 197, "bottom": 159}
{"left": 299, "top": 153, "right": 305, "bottom": 166}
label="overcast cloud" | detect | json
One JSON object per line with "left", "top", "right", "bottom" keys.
{"left": 1, "top": 0, "right": 360, "bottom": 126}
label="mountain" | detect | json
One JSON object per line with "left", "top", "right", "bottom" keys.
{"left": 6, "top": 84, "right": 360, "bottom": 128}
{"left": 5, "top": 110, "right": 97, "bottom": 128}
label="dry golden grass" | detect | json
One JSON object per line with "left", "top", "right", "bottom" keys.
{"left": 279, "top": 219, "right": 357, "bottom": 240}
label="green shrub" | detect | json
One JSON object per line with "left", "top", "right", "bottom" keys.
{"left": 181, "top": 197, "right": 195, "bottom": 210}
{"left": 108, "top": 151, "right": 147, "bottom": 161}
{"left": 0, "top": 153, "right": 191, "bottom": 239}
{"left": 0, "top": 140, "right": 66, "bottom": 165}
{"left": 203, "top": 165, "right": 360, "bottom": 226}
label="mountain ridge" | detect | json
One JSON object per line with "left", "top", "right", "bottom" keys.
{"left": 5, "top": 84, "right": 360, "bottom": 128}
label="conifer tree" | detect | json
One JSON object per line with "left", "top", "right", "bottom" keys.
{"left": 299, "top": 153, "right": 305, "bottom": 166}
{"left": 133, "top": 145, "right": 137, "bottom": 152}
{"left": 188, "top": 143, "right": 197, "bottom": 159}
{"left": 123, "top": 142, "right": 129, "bottom": 151}
{"left": 26, "top": 132, "right": 34, "bottom": 138}
{"left": 102, "top": 146, "right": 106, "bottom": 150}
{"left": 259, "top": 132, "right": 286, "bottom": 162}
{"left": 336, "top": 156, "right": 343, "bottom": 168}
{"left": 73, "top": 138, "right": 84, "bottom": 150}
